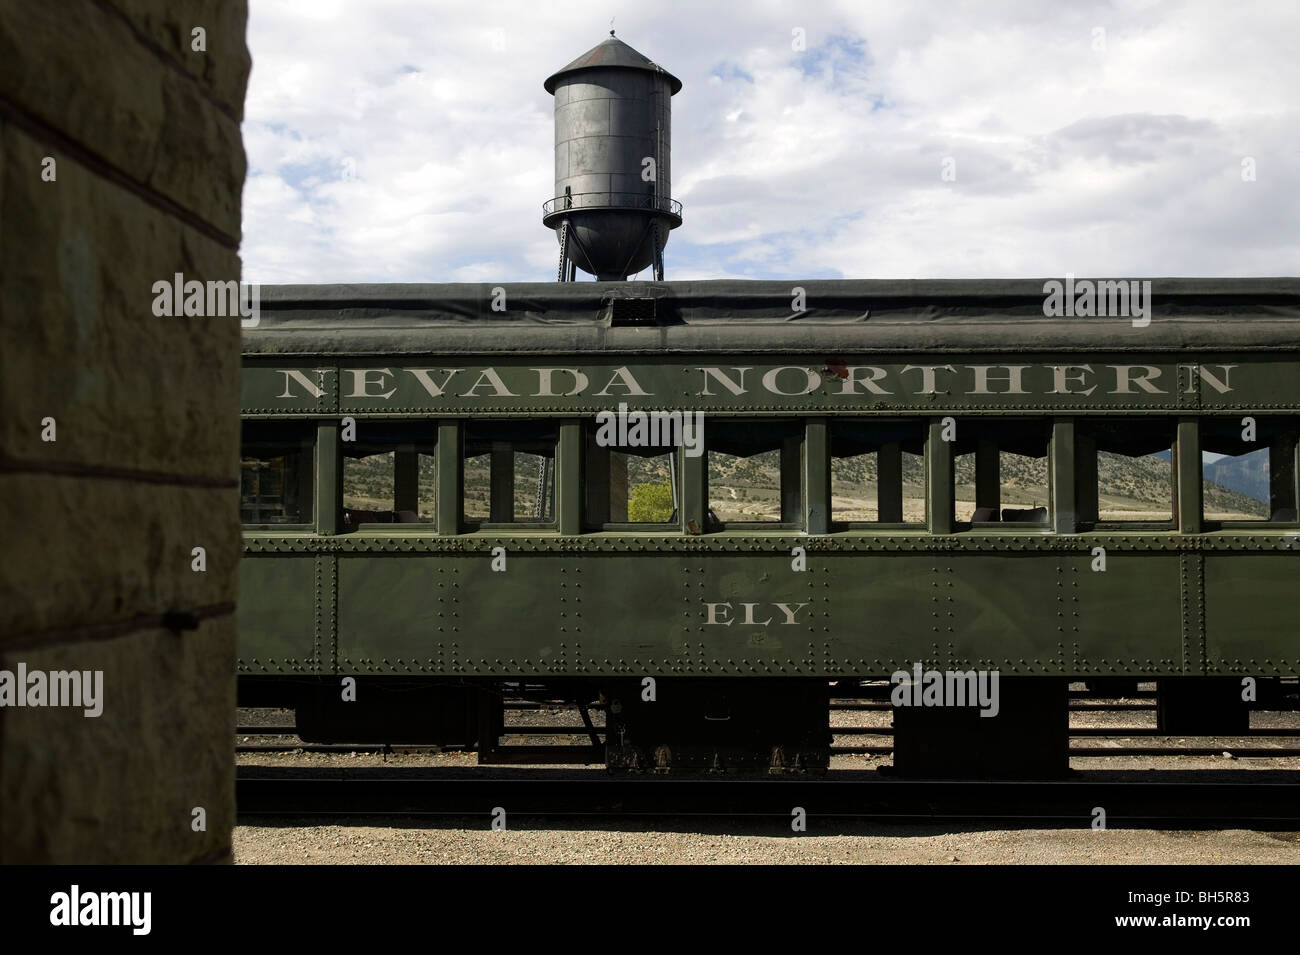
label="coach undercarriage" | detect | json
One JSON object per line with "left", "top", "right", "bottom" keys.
{"left": 239, "top": 673, "right": 1292, "bottom": 778}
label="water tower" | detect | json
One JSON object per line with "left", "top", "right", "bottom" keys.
{"left": 542, "top": 32, "right": 682, "bottom": 281}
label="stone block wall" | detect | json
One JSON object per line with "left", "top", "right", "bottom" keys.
{"left": 0, "top": 1, "right": 249, "bottom": 862}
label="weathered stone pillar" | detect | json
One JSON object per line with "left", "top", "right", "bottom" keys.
{"left": 0, "top": 1, "right": 250, "bottom": 863}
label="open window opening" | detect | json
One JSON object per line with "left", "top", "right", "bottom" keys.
{"left": 829, "top": 420, "right": 926, "bottom": 525}
{"left": 241, "top": 420, "right": 314, "bottom": 526}
{"left": 952, "top": 419, "right": 1051, "bottom": 525}
{"left": 341, "top": 422, "right": 437, "bottom": 527}
{"left": 706, "top": 419, "right": 803, "bottom": 528}
{"left": 463, "top": 421, "right": 557, "bottom": 526}
{"left": 1201, "top": 416, "right": 1298, "bottom": 523}
{"left": 1078, "top": 419, "right": 1176, "bottom": 526}
{"left": 584, "top": 423, "right": 677, "bottom": 527}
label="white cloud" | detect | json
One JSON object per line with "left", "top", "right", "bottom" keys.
{"left": 241, "top": 0, "right": 1300, "bottom": 283}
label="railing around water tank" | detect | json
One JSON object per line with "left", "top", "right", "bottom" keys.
{"left": 543, "top": 192, "right": 683, "bottom": 220}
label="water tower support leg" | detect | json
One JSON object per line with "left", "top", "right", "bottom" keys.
{"left": 563, "top": 224, "right": 599, "bottom": 282}
{"left": 652, "top": 220, "right": 665, "bottom": 281}
{"left": 556, "top": 220, "right": 571, "bottom": 282}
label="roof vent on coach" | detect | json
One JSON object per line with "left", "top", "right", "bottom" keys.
{"left": 605, "top": 295, "right": 659, "bottom": 327}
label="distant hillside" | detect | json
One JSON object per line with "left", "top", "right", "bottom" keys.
{"left": 1203, "top": 452, "right": 1269, "bottom": 506}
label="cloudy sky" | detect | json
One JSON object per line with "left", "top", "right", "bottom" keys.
{"left": 240, "top": 0, "right": 1300, "bottom": 284}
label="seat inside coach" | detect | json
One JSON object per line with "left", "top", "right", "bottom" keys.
{"left": 1002, "top": 506, "right": 1048, "bottom": 523}
{"left": 341, "top": 508, "right": 420, "bottom": 525}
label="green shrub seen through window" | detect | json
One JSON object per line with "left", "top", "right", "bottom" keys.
{"left": 628, "top": 481, "right": 674, "bottom": 523}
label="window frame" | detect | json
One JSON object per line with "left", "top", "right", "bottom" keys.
{"left": 950, "top": 416, "right": 1053, "bottom": 532}
{"left": 704, "top": 416, "right": 805, "bottom": 532}
{"left": 1077, "top": 416, "right": 1179, "bottom": 532}
{"left": 1199, "top": 414, "right": 1300, "bottom": 530}
{"left": 240, "top": 420, "right": 316, "bottom": 531}
{"left": 828, "top": 415, "right": 928, "bottom": 532}
{"left": 262, "top": 411, "right": 1300, "bottom": 538}
{"left": 338, "top": 423, "right": 440, "bottom": 532}
{"left": 581, "top": 418, "right": 681, "bottom": 532}
{"left": 460, "top": 419, "right": 560, "bottom": 531}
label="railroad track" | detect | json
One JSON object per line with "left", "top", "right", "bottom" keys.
{"left": 237, "top": 694, "right": 1300, "bottom": 823}
{"left": 234, "top": 772, "right": 1300, "bottom": 826}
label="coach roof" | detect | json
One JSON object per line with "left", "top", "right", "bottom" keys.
{"left": 241, "top": 278, "right": 1300, "bottom": 357}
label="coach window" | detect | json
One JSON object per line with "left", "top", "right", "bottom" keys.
{"left": 1077, "top": 419, "right": 1176, "bottom": 527}
{"left": 706, "top": 419, "right": 803, "bottom": 528}
{"left": 584, "top": 422, "right": 677, "bottom": 527}
{"left": 241, "top": 421, "right": 314, "bottom": 526}
{"left": 829, "top": 420, "right": 926, "bottom": 525}
{"left": 952, "top": 419, "right": 1051, "bottom": 526}
{"left": 341, "top": 422, "right": 437, "bottom": 527}
{"left": 1201, "top": 416, "right": 1299, "bottom": 524}
{"left": 463, "top": 421, "right": 557, "bottom": 526}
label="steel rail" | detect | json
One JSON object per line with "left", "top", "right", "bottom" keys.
{"left": 236, "top": 773, "right": 1300, "bottom": 825}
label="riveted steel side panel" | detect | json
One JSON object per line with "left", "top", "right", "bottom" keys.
{"left": 921, "top": 554, "right": 1067, "bottom": 674}
{"left": 821, "top": 554, "right": 939, "bottom": 675}
{"left": 441, "top": 553, "right": 566, "bottom": 676}
{"left": 818, "top": 552, "right": 1183, "bottom": 676}
{"left": 906, "top": 553, "right": 1179, "bottom": 675}
{"left": 237, "top": 536, "right": 1289, "bottom": 680}
{"left": 236, "top": 556, "right": 318, "bottom": 674}
{"left": 337, "top": 555, "right": 447, "bottom": 674}
{"left": 1204, "top": 554, "right": 1300, "bottom": 674}
{"left": 1071, "top": 552, "right": 1182, "bottom": 675}
{"left": 561, "top": 555, "right": 687, "bottom": 671}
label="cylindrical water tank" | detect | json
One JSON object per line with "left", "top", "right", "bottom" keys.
{"left": 542, "top": 34, "right": 682, "bottom": 280}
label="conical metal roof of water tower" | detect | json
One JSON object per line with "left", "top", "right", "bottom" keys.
{"left": 544, "top": 34, "right": 683, "bottom": 93}
{"left": 543, "top": 32, "right": 683, "bottom": 281}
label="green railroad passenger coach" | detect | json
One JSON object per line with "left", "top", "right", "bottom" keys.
{"left": 237, "top": 279, "right": 1300, "bottom": 776}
